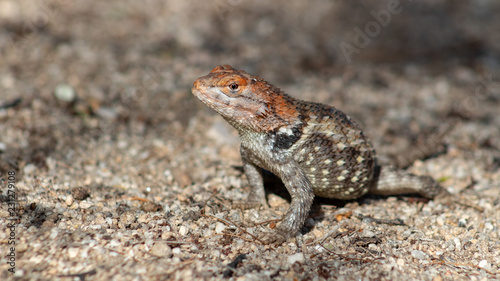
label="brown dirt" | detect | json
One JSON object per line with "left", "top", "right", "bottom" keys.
{"left": 1, "top": 1, "right": 499, "bottom": 280}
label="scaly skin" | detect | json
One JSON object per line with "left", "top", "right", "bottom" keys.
{"left": 192, "top": 65, "right": 443, "bottom": 245}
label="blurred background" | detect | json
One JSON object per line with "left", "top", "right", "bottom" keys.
{"left": 0, "top": 0, "right": 499, "bottom": 177}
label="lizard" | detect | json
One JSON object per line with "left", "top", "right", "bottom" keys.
{"left": 192, "top": 65, "right": 445, "bottom": 245}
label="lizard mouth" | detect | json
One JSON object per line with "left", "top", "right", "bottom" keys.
{"left": 192, "top": 85, "right": 231, "bottom": 107}
{"left": 192, "top": 83, "right": 268, "bottom": 127}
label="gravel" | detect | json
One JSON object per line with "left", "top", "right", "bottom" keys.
{"left": 0, "top": 0, "right": 499, "bottom": 280}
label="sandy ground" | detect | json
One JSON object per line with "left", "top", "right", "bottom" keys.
{"left": 0, "top": 0, "right": 499, "bottom": 280}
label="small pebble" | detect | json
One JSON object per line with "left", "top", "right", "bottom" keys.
{"left": 150, "top": 242, "right": 172, "bottom": 258}
{"left": 360, "top": 229, "right": 376, "bottom": 238}
{"left": 23, "top": 164, "right": 37, "bottom": 175}
{"left": 436, "top": 216, "right": 445, "bottom": 226}
{"left": 268, "top": 194, "right": 287, "bottom": 208}
{"left": 287, "top": 253, "right": 305, "bottom": 265}
{"left": 445, "top": 240, "right": 455, "bottom": 251}
{"left": 16, "top": 243, "right": 28, "bottom": 253}
{"left": 141, "top": 201, "right": 162, "bottom": 212}
{"left": 95, "top": 107, "right": 118, "bottom": 119}
{"left": 94, "top": 215, "right": 106, "bottom": 225}
{"left": 411, "top": 250, "right": 428, "bottom": 260}
{"left": 172, "top": 247, "right": 181, "bottom": 255}
{"left": 65, "top": 195, "right": 74, "bottom": 206}
{"left": 484, "top": 222, "right": 494, "bottom": 230}
{"left": 79, "top": 201, "right": 92, "bottom": 209}
{"left": 120, "top": 211, "right": 136, "bottom": 225}
{"left": 179, "top": 225, "right": 189, "bottom": 236}
{"left": 67, "top": 247, "right": 79, "bottom": 258}
{"left": 13, "top": 270, "right": 24, "bottom": 278}
{"left": 54, "top": 84, "right": 76, "bottom": 102}
{"left": 71, "top": 186, "right": 90, "bottom": 200}
{"left": 137, "top": 214, "right": 149, "bottom": 224}
{"left": 145, "top": 239, "right": 155, "bottom": 248}
{"left": 478, "top": 260, "right": 491, "bottom": 271}
{"left": 215, "top": 222, "right": 226, "bottom": 234}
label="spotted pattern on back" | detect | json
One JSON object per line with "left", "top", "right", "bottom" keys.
{"left": 289, "top": 100, "right": 376, "bottom": 199}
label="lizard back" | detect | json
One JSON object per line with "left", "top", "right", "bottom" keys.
{"left": 284, "top": 99, "right": 376, "bottom": 199}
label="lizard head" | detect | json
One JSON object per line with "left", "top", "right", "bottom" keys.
{"left": 192, "top": 65, "right": 298, "bottom": 132}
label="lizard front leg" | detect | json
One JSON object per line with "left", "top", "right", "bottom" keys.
{"left": 260, "top": 161, "right": 315, "bottom": 245}
{"left": 234, "top": 146, "right": 269, "bottom": 209}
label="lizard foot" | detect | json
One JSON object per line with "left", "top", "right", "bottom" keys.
{"left": 259, "top": 230, "right": 288, "bottom": 245}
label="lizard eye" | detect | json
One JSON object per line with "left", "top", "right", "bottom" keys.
{"left": 228, "top": 83, "right": 239, "bottom": 91}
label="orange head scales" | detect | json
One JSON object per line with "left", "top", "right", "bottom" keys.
{"left": 192, "top": 65, "right": 299, "bottom": 132}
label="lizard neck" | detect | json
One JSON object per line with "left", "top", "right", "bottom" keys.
{"left": 238, "top": 84, "right": 301, "bottom": 133}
